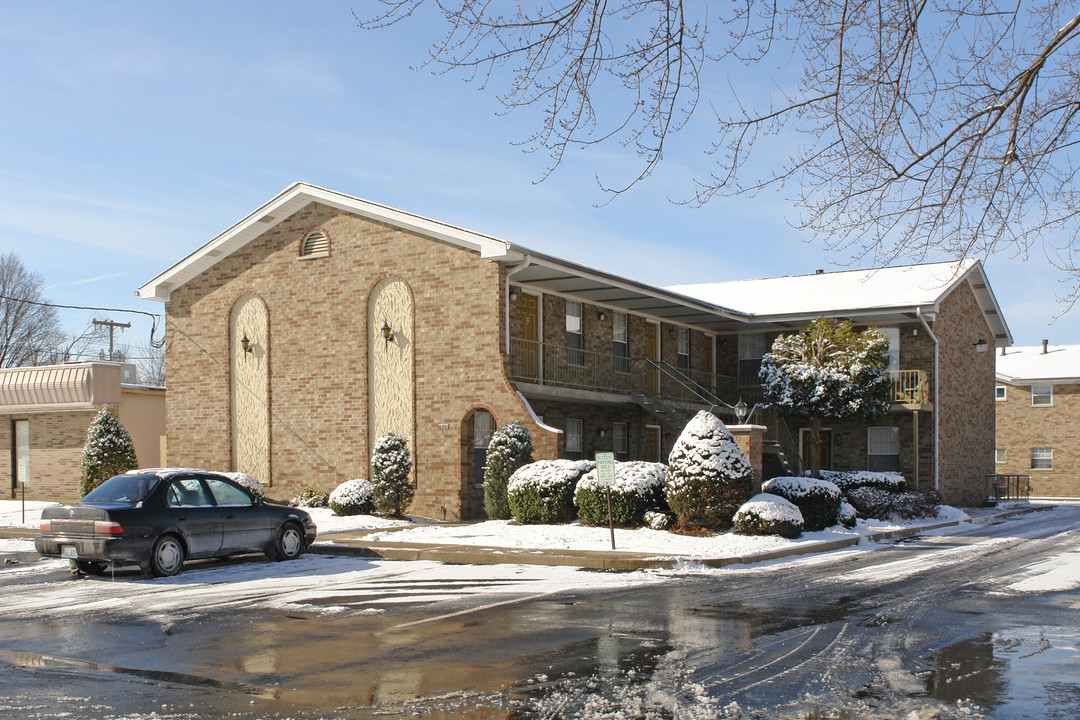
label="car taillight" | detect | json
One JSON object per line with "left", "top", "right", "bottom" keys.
{"left": 94, "top": 521, "right": 124, "bottom": 535}
{"left": 39, "top": 520, "right": 52, "bottom": 533}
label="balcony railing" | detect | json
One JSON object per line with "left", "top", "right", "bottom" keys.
{"left": 508, "top": 338, "right": 930, "bottom": 408}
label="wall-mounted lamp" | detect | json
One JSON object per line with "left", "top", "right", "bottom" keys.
{"left": 598, "top": 311, "right": 606, "bottom": 322}
{"left": 972, "top": 338, "right": 989, "bottom": 353}
{"left": 381, "top": 320, "right": 394, "bottom": 349}
{"left": 734, "top": 399, "right": 748, "bottom": 424}
{"left": 509, "top": 290, "right": 519, "bottom": 302}
{"left": 240, "top": 333, "right": 254, "bottom": 358}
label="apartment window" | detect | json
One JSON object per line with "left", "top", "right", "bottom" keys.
{"left": 565, "top": 419, "right": 583, "bottom": 460}
{"left": 566, "top": 300, "right": 584, "bottom": 366}
{"left": 995, "top": 385, "right": 1007, "bottom": 401}
{"left": 1031, "top": 385, "right": 1053, "bottom": 407}
{"left": 612, "top": 312, "right": 629, "bottom": 373}
{"left": 613, "top": 422, "right": 628, "bottom": 461}
{"left": 677, "top": 327, "right": 690, "bottom": 369}
{"left": 867, "top": 426, "right": 901, "bottom": 472}
{"left": 1031, "top": 448, "right": 1053, "bottom": 470}
{"left": 879, "top": 327, "right": 900, "bottom": 371}
{"left": 473, "top": 411, "right": 495, "bottom": 486}
{"left": 995, "top": 448, "right": 1006, "bottom": 464}
{"left": 739, "top": 333, "right": 767, "bottom": 386}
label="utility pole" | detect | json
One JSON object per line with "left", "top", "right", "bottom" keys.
{"left": 92, "top": 319, "right": 131, "bottom": 361}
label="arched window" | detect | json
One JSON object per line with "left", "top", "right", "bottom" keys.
{"left": 299, "top": 230, "right": 330, "bottom": 258}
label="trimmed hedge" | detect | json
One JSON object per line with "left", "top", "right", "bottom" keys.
{"left": 508, "top": 460, "right": 593, "bottom": 524}
{"left": 819, "top": 470, "right": 906, "bottom": 493}
{"left": 665, "top": 411, "right": 755, "bottom": 529}
{"left": 761, "top": 476, "right": 842, "bottom": 531}
{"left": 733, "top": 494, "right": 804, "bottom": 539}
{"left": 838, "top": 501, "right": 858, "bottom": 528}
{"left": 329, "top": 478, "right": 376, "bottom": 516}
{"left": 890, "top": 488, "right": 942, "bottom": 520}
{"left": 575, "top": 461, "right": 667, "bottom": 527}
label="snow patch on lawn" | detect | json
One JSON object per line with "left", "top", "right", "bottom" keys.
{"left": 1007, "top": 549, "right": 1080, "bottom": 592}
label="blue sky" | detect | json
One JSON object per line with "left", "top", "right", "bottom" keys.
{"left": 0, "top": 2, "right": 1071, "bottom": 354}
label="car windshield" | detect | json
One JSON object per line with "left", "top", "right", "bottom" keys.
{"left": 83, "top": 474, "right": 161, "bottom": 505}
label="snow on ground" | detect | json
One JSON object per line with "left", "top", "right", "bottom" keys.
{"left": 1007, "top": 549, "right": 1080, "bottom": 592}
{"left": 0, "top": 500, "right": 57, "bottom": 528}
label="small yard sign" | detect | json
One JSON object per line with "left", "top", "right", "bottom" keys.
{"left": 595, "top": 452, "right": 617, "bottom": 549}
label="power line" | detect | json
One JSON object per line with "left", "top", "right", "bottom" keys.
{"left": 0, "top": 293, "right": 165, "bottom": 348}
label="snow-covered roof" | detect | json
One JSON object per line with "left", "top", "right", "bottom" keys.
{"left": 666, "top": 260, "right": 1012, "bottom": 345}
{"left": 996, "top": 343, "right": 1080, "bottom": 384}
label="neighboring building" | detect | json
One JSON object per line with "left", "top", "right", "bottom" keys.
{"left": 995, "top": 341, "right": 1080, "bottom": 499}
{"left": 137, "top": 183, "right": 1010, "bottom": 516}
{"left": 1, "top": 362, "right": 166, "bottom": 503}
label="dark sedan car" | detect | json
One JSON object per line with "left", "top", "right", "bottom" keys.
{"left": 35, "top": 469, "right": 317, "bottom": 577}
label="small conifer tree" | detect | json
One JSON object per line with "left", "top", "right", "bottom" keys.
{"left": 665, "top": 411, "right": 755, "bottom": 529}
{"left": 371, "top": 432, "right": 414, "bottom": 517}
{"left": 483, "top": 421, "right": 533, "bottom": 519}
{"left": 80, "top": 406, "right": 139, "bottom": 496}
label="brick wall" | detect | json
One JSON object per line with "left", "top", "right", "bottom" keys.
{"left": 1, "top": 410, "right": 97, "bottom": 503}
{"left": 995, "top": 380, "right": 1080, "bottom": 498}
{"left": 165, "top": 203, "right": 557, "bottom": 520}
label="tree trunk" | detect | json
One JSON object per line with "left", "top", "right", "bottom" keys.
{"left": 808, "top": 417, "right": 822, "bottom": 479}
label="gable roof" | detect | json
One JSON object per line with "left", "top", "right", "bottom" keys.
{"left": 997, "top": 343, "right": 1080, "bottom": 384}
{"left": 666, "top": 260, "right": 1012, "bottom": 345}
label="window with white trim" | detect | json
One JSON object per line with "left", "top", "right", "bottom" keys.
{"left": 566, "top": 301, "right": 584, "bottom": 366}
{"left": 677, "top": 327, "right": 690, "bottom": 369}
{"left": 878, "top": 327, "right": 900, "bottom": 371}
{"left": 612, "top": 312, "right": 628, "bottom": 373}
{"left": 565, "top": 419, "right": 583, "bottom": 460}
{"left": 995, "top": 385, "right": 1007, "bottom": 401}
{"left": 1031, "top": 385, "right": 1053, "bottom": 406}
{"left": 739, "top": 333, "right": 767, "bottom": 386}
{"left": 613, "top": 422, "right": 628, "bottom": 461}
{"left": 1031, "top": 448, "right": 1053, "bottom": 470}
{"left": 868, "top": 426, "right": 900, "bottom": 472}
{"left": 995, "top": 448, "right": 1006, "bottom": 464}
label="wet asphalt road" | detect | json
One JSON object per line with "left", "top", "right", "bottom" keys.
{"left": 1, "top": 507, "right": 1078, "bottom": 719}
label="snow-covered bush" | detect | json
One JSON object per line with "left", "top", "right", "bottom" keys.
{"left": 221, "top": 471, "right": 265, "bottom": 500}
{"left": 644, "top": 510, "right": 673, "bottom": 531}
{"left": 575, "top": 461, "right": 667, "bottom": 527}
{"left": 483, "top": 422, "right": 534, "bottom": 520}
{"left": 733, "top": 493, "right": 804, "bottom": 539}
{"left": 329, "top": 478, "right": 375, "bottom": 516}
{"left": 838, "top": 501, "right": 858, "bottom": 528}
{"left": 291, "top": 487, "right": 329, "bottom": 508}
{"left": 889, "top": 488, "right": 942, "bottom": 520}
{"left": 665, "top": 411, "right": 755, "bottom": 529}
{"left": 820, "top": 470, "right": 906, "bottom": 493}
{"left": 372, "top": 432, "right": 414, "bottom": 517}
{"left": 507, "top": 460, "right": 593, "bottom": 524}
{"left": 80, "top": 406, "right": 139, "bottom": 496}
{"left": 844, "top": 486, "right": 894, "bottom": 520}
{"left": 761, "top": 476, "right": 841, "bottom": 531}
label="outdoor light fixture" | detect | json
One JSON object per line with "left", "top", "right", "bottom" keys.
{"left": 598, "top": 311, "right": 606, "bottom": 322}
{"left": 973, "top": 338, "right": 989, "bottom": 353}
{"left": 509, "top": 290, "right": 519, "bottom": 301}
{"left": 381, "top": 320, "right": 394, "bottom": 349}
{"left": 734, "top": 400, "right": 748, "bottom": 424}
{"left": 240, "top": 333, "right": 254, "bottom": 357}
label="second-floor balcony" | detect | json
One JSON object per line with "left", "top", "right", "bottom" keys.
{"left": 507, "top": 337, "right": 931, "bottom": 409}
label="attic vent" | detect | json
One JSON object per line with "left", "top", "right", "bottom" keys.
{"left": 258, "top": 214, "right": 276, "bottom": 224}
{"left": 299, "top": 230, "right": 330, "bottom": 258}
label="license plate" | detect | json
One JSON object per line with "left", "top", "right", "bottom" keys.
{"left": 60, "top": 545, "right": 78, "bottom": 559}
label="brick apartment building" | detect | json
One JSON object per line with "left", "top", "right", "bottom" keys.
{"left": 2, "top": 362, "right": 165, "bottom": 503}
{"left": 136, "top": 183, "right": 1010, "bottom": 517}
{"left": 995, "top": 342, "right": 1080, "bottom": 499}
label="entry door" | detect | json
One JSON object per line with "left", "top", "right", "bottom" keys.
{"left": 800, "top": 428, "right": 833, "bottom": 472}
{"left": 644, "top": 425, "right": 662, "bottom": 463}
{"left": 521, "top": 294, "right": 540, "bottom": 380}
{"left": 645, "top": 323, "right": 659, "bottom": 393}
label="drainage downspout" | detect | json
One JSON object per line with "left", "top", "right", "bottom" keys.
{"left": 505, "top": 255, "right": 533, "bottom": 354}
{"left": 917, "top": 308, "right": 939, "bottom": 491}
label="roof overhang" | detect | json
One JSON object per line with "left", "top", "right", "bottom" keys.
{"left": 137, "top": 183, "right": 520, "bottom": 302}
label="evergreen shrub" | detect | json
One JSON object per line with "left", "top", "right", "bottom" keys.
{"left": 80, "top": 406, "right": 139, "bottom": 497}
{"left": 221, "top": 471, "right": 265, "bottom": 500}
{"left": 483, "top": 422, "right": 533, "bottom": 519}
{"left": 372, "top": 432, "right": 414, "bottom": 517}
{"left": 665, "top": 411, "right": 755, "bottom": 529}
{"left": 574, "top": 461, "right": 667, "bottom": 527}
{"left": 329, "top": 478, "right": 376, "bottom": 516}
{"left": 733, "top": 493, "right": 804, "bottom": 539}
{"left": 291, "top": 487, "right": 329, "bottom": 508}
{"left": 507, "top": 460, "right": 592, "bottom": 524}
{"left": 761, "top": 476, "right": 842, "bottom": 531}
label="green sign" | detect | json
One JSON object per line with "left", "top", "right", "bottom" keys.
{"left": 595, "top": 452, "right": 616, "bottom": 486}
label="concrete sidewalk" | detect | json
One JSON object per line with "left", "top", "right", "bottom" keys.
{"left": 1, "top": 504, "right": 1049, "bottom": 572}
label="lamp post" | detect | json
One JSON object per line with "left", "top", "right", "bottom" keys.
{"left": 734, "top": 400, "right": 748, "bottom": 424}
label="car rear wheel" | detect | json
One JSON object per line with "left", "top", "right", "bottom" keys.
{"left": 149, "top": 534, "right": 186, "bottom": 577}
{"left": 267, "top": 522, "right": 305, "bottom": 561}
{"left": 74, "top": 560, "right": 109, "bottom": 576}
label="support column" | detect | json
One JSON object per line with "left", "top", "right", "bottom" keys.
{"left": 913, "top": 410, "right": 920, "bottom": 489}
{"left": 730, "top": 424, "right": 767, "bottom": 493}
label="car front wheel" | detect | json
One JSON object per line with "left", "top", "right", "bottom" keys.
{"left": 267, "top": 522, "right": 305, "bottom": 561}
{"left": 149, "top": 534, "right": 186, "bottom": 577}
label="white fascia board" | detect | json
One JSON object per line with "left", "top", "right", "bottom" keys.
{"left": 136, "top": 183, "right": 517, "bottom": 302}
